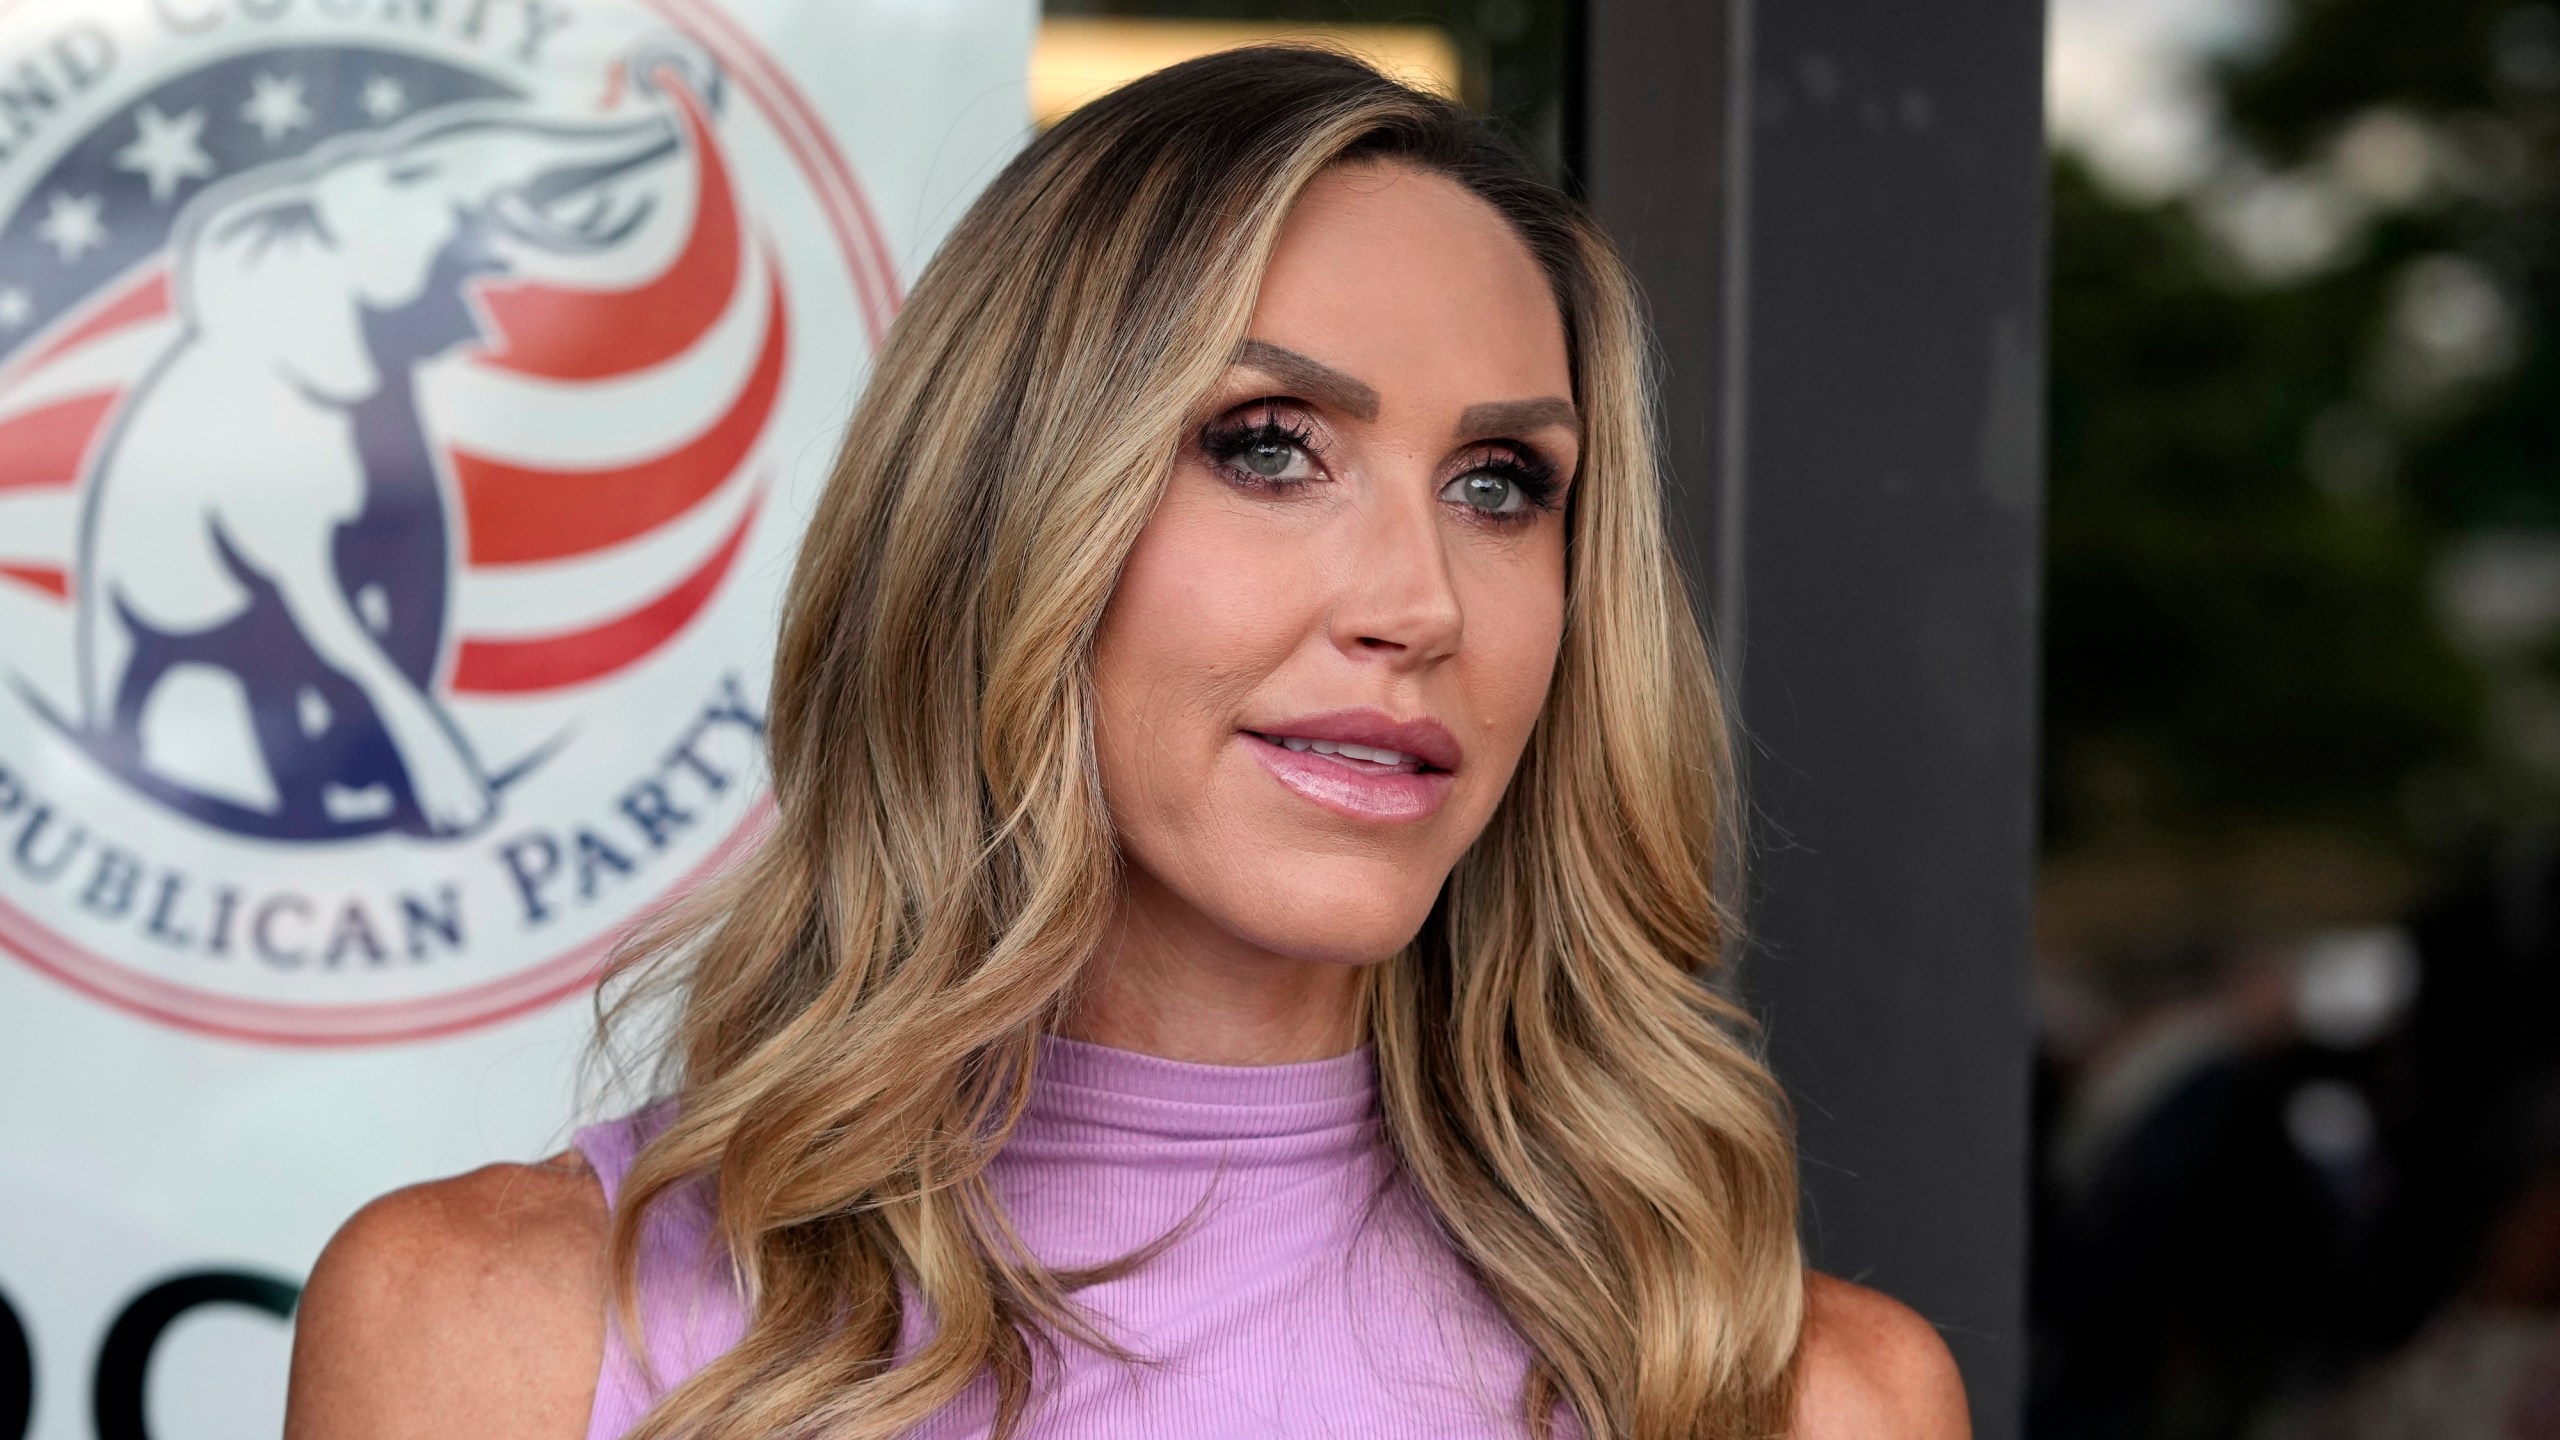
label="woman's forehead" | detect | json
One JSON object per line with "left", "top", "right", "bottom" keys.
{"left": 1247, "top": 164, "right": 1570, "bottom": 413}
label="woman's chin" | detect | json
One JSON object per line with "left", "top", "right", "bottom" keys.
{"left": 1205, "top": 883, "right": 1436, "bottom": 970}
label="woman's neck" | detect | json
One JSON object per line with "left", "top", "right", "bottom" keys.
{"left": 1063, "top": 869, "right": 1374, "bottom": 1064}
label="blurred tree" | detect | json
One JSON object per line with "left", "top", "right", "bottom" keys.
{"left": 2219, "top": 0, "right": 2560, "bottom": 534}
{"left": 2046, "top": 156, "right": 2482, "bottom": 857}
{"left": 2035, "top": 0, "right": 2560, "bottom": 935}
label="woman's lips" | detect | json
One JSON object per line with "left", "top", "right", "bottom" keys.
{"left": 1241, "top": 731, "right": 1455, "bottom": 822}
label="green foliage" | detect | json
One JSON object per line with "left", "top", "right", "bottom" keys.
{"left": 2044, "top": 155, "right": 2485, "bottom": 853}
{"left": 2039, "top": 0, "right": 2560, "bottom": 865}
{"left": 2219, "top": 0, "right": 2517, "bottom": 160}
{"left": 2221, "top": 0, "right": 2560, "bottom": 531}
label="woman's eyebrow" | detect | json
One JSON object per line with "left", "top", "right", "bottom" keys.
{"left": 1457, "top": 397, "right": 1579, "bottom": 440}
{"left": 1232, "top": 339, "right": 1380, "bottom": 421}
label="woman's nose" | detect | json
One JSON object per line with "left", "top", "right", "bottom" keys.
{"left": 1329, "top": 480, "right": 1464, "bottom": 668}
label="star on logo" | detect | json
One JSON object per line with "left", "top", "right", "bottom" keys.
{"left": 360, "top": 74, "right": 407, "bottom": 121}
{"left": 114, "top": 103, "right": 216, "bottom": 204}
{"left": 241, "top": 71, "right": 312, "bottom": 143}
{"left": 36, "top": 192, "right": 107, "bottom": 264}
{"left": 0, "top": 288, "right": 29, "bottom": 329}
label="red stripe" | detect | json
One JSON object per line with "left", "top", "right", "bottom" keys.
{"left": 0, "top": 390, "right": 118, "bottom": 492}
{"left": 653, "top": 0, "right": 900, "bottom": 343}
{"left": 453, "top": 270, "right": 785, "bottom": 566}
{"left": 449, "top": 496, "right": 757, "bottom": 693}
{"left": 468, "top": 74, "right": 739, "bottom": 381}
{"left": 0, "top": 564, "right": 66, "bottom": 599}
{"left": 14, "top": 270, "right": 171, "bottom": 381}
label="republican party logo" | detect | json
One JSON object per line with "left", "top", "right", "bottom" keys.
{"left": 0, "top": 0, "right": 897, "bottom": 1042}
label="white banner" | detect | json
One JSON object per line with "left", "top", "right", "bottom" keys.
{"left": 0, "top": 2, "right": 1031, "bottom": 1435}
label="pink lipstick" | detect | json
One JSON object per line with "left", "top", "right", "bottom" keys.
{"left": 1240, "top": 709, "right": 1462, "bottom": 823}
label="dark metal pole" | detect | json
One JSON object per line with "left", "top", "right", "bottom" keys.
{"left": 1578, "top": 3, "right": 2047, "bottom": 1436}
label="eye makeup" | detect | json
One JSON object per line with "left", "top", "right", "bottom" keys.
{"left": 1199, "top": 402, "right": 1327, "bottom": 492}
{"left": 1441, "top": 440, "right": 1565, "bottom": 523}
{"left": 1192, "top": 396, "right": 1572, "bottom": 526}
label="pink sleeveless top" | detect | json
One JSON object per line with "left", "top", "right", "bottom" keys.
{"left": 573, "top": 1036, "right": 1566, "bottom": 1438}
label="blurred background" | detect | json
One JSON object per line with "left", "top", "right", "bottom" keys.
{"left": 2035, "top": 1, "right": 2560, "bottom": 1435}
{"left": 1035, "top": 0, "right": 2560, "bottom": 1434}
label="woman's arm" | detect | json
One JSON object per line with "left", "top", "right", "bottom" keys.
{"left": 1793, "top": 1272, "right": 1972, "bottom": 1440}
{"left": 283, "top": 1156, "right": 608, "bottom": 1440}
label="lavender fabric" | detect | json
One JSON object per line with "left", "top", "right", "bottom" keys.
{"left": 574, "top": 1036, "right": 1565, "bottom": 1438}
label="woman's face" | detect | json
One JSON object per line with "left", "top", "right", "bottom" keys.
{"left": 1091, "top": 160, "right": 1577, "bottom": 969}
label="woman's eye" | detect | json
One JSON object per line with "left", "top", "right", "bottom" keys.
{"left": 1444, "top": 471, "right": 1524, "bottom": 514}
{"left": 1238, "top": 437, "right": 1301, "bottom": 478}
{"left": 1204, "top": 417, "right": 1321, "bottom": 486}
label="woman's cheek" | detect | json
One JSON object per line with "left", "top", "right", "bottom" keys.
{"left": 1137, "top": 488, "right": 1328, "bottom": 685}
{"left": 1093, "top": 485, "right": 1311, "bottom": 814}
{"left": 1460, "top": 548, "right": 1567, "bottom": 743}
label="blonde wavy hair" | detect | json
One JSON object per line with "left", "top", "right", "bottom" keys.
{"left": 597, "top": 45, "right": 1804, "bottom": 1440}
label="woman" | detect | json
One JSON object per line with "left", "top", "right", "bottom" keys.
{"left": 284, "top": 47, "right": 1966, "bottom": 1440}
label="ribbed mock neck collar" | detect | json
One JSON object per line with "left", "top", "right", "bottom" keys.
{"left": 1024, "top": 1033, "right": 1379, "bottom": 1143}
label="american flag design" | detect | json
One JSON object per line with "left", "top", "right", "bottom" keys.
{"left": 0, "top": 1, "right": 897, "bottom": 1044}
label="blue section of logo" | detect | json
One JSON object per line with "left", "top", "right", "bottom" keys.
{"left": 0, "top": 47, "right": 518, "bottom": 360}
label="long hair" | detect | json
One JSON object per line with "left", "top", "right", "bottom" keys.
{"left": 597, "top": 45, "right": 1804, "bottom": 1440}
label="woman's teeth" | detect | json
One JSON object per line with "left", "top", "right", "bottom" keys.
{"left": 1270, "top": 736, "right": 1417, "bottom": 768}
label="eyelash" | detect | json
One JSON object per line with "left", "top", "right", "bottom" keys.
{"left": 1199, "top": 408, "right": 1322, "bottom": 489}
{"left": 1197, "top": 405, "right": 1567, "bottom": 525}
{"left": 1455, "top": 445, "right": 1565, "bottom": 519}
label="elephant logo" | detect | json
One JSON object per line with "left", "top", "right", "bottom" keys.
{"left": 53, "top": 50, "right": 764, "bottom": 841}
{"left": 0, "top": 6, "right": 896, "bottom": 1043}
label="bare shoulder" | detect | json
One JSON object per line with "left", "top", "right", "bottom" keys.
{"left": 284, "top": 1154, "right": 608, "bottom": 1440}
{"left": 1791, "top": 1272, "right": 1971, "bottom": 1440}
